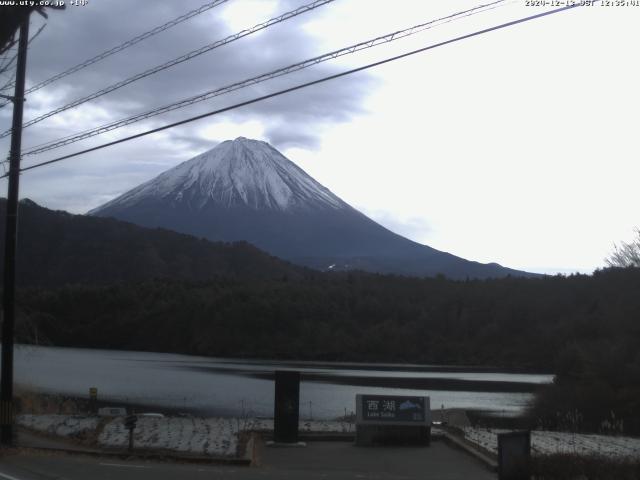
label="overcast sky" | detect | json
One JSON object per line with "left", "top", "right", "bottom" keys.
{"left": 0, "top": 0, "right": 638, "bottom": 274}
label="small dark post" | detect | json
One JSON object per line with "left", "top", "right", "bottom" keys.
{"left": 125, "top": 415, "right": 137, "bottom": 451}
{"left": 88, "top": 387, "right": 98, "bottom": 414}
{"left": 1, "top": 16, "right": 30, "bottom": 446}
{"left": 273, "top": 370, "right": 300, "bottom": 443}
{"left": 498, "top": 431, "right": 531, "bottom": 480}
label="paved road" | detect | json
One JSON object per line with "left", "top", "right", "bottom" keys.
{"left": 259, "top": 441, "right": 496, "bottom": 479}
{"left": 0, "top": 441, "right": 496, "bottom": 480}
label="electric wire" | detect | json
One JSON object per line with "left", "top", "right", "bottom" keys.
{"left": 21, "top": 0, "right": 509, "bottom": 157}
{"left": 0, "top": 0, "right": 229, "bottom": 107}
{"left": 0, "top": 23, "right": 45, "bottom": 93}
{"left": 0, "top": 24, "right": 47, "bottom": 92}
{"left": 0, "top": 0, "right": 335, "bottom": 138}
{"left": 3, "top": 2, "right": 581, "bottom": 179}
{"left": 0, "top": 52, "right": 17, "bottom": 76}
{"left": 0, "top": 78, "right": 14, "bottom": 94}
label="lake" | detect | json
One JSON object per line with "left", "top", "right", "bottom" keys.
{"left": 14, "top": 345, "right": 553, "bottom": 419}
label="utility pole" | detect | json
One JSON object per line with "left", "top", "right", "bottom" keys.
{"left": 1, "top": 15, "right": 30, "bottom": 446}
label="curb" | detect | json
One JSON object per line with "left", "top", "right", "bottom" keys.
{"left": 299, "top": 432, "right": 355, "bottom": 442}
{"left": 439, "top": 430, "right": 498, "bottom": 472}
{"left": 252, "top": 431, "right": 356, "bottom": 443}
{"left": 15, "top": 443, "right": 251, "bottom": 466}
{"left": 16, "top": 425, "right": 251, "bottom": 465}
{"left": 17, "top": 444, "right": 252, "bottom": 465}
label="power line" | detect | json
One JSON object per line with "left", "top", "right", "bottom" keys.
{"left": 26, "top": 22, "right": 47, "bottom": 47}
{"left": 0, "top": 51, "right": 17, "bottom": 75}
{"left": 0, "top": 24, "right": 47, "bottom": 104}
{"left": 0, "top": 24, "right": 45, "bottom": 87}
{"left": 5, "top": 3, "right": 581, "bottom": 179}
{"left": 0, "top": 73, "right": 16, "bottom": 93}
{"left": 0, "top": 0, "right": 335, "bottom": 138}
{"left": 21, "top": 0, "right": 509, "bottom": 157}
{"left": 0, "top": 0, "right": 229, "bottom": 107}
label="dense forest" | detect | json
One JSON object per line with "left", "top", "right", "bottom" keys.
{"left": 13, "top": 267, "right": 640, "bottom": 433}
{"left": 14, "top": 269, "right": 636, "bottom": 366}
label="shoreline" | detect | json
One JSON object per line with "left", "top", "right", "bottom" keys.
{"left": 16, "top": 388, "right": 530, "bottom": 430}
{"left": 14, "top": 343, "right": 554, "bottom": 375}
{"left": 15, "top": 344, "right": 542, "bottom": 420}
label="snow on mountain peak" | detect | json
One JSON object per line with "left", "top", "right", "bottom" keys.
{"left": 94, "top": 138, "right": 347, "bottom": 212}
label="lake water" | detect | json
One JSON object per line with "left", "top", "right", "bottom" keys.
{"left": 14, "top": 345, "right": 553, "bottom": 419}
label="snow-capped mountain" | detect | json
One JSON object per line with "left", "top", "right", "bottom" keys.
{"left": 90, "top": 137, "right": 534, "bottom": 279}
{"left": 97, "top": 137, "right": 346, "bottom": 213}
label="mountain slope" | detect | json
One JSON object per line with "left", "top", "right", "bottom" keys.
{"left": 95, "top": 137, "right": 346, "bottom": 213}
{"left": 0, "top": 198, "right": 302, "bottom": 287}
{"left": 90, "top": 137, "right": 535, "bottom": 279}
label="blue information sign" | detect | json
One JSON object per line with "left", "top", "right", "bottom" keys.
{"left": 361, "top": 395, "right": 426, "bottom": 422}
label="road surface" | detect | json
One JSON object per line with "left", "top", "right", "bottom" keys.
{"left": 0, "top": 441, "right": 496, "bottom": 479}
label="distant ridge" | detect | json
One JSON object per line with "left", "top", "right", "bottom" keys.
{"left": 0, "top": 198, "right": 302, "bottom": 287}
{"left": 90, "top": 137, "right": 536, "bottom": 279}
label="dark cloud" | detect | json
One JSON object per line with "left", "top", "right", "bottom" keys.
{"left": 166, "top": 133, "right": 220, "bottom": 154}
{"left": 0, "top": 0, "right": 379, "bottom": 212}
{"left": 10, "top": 0, "right": 375, "bottom": 152}
{"left": 264, "top": 126, "right": 320, "bottom": 151}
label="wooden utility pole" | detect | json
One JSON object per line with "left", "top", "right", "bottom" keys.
{"left": 1, "top": 14, "right": 29, "bottom": 446}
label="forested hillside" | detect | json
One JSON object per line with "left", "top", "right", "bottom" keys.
{"left": 16, "top": 268, "right": 640, "bottom": 370}
{"left": 0, "top": 199, "right": 303, "bottom": 286}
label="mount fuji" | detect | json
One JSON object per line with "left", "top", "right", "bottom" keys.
{"left": 89, "top": 137, "right": 533, "bottom": 279}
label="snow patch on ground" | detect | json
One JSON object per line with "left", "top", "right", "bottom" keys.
{"left": 98, "top": 417, "right": 238, "bottom": 456}
{"left": 20, "top": 415, "right": 640, "bottom": 460}
{"left": 17, "top": 415, "right": 354, "bottom": 458}
{"left": 463, "top": 427, "right": 640, "bottom": 459}
{"left": 18, "top": 414, "right": 99, "bottom": 437}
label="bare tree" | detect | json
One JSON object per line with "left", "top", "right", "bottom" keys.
{"left": 605, "top": 228, "right": 640, "bottom": 268}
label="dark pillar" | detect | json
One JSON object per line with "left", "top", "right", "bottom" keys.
{"left": 498, "top": 430, "right": 531, "bottom": 480}
{"left": 1, "top": 15, "right": 30, "bottom": 446}
{"left": 88, "top": 387, "right": 97, "bottom": 414}
{"left": 273, "top": 370, "right": 300, "bottom": 443}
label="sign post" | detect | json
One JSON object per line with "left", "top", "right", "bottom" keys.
{"left": 125, "top": 414, "right": 137, "bottom": 452}
{"left": 356, "top": 394, "right": 431, "bottom": 446}
{"left": 89, "top": 387, "right": 98, "bottom": 414}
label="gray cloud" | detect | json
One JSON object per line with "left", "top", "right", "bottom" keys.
{"left": 166, "top": 133, "right": 220, "bottom": 154}
{"left": 0, "top": 0, "right": 379, "bottom": 212}
{"left": 13, "top": 0, "right": 374, "bottom": 151}
{"left": 264, "top": 125, "right": 321, "bottom": 150}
